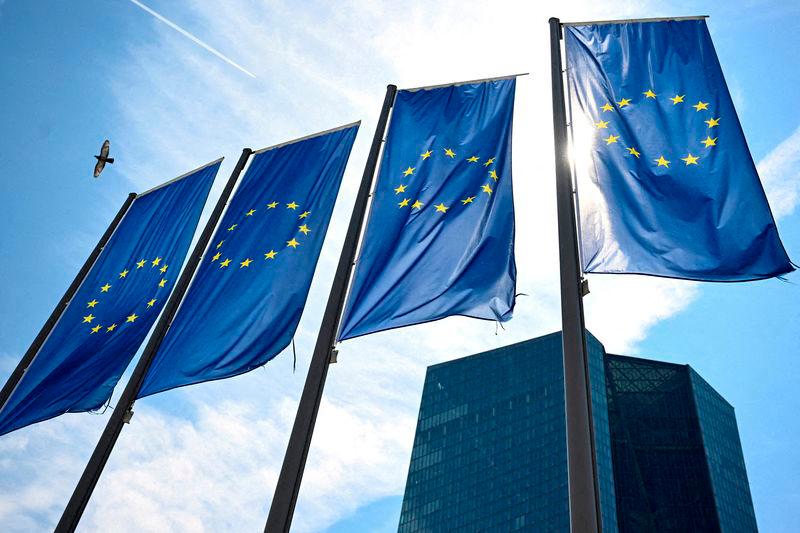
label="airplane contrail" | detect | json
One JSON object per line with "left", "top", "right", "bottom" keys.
{"left": 128, "top": 0, "right": 257, "bottom": 79}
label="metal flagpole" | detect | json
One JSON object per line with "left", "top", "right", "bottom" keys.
{"left": 265, "top": 84, "right": 397, "bottom": 533}
{"left": 0, "top": 193, "right": 137, "bottom": 413}
{"left": 549, "top": 17, "right": 603, "bottom": 532}
{"left": 55, "top": 148, "right": 253, "bottom": 533}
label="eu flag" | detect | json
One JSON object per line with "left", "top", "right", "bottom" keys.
{"left": 0, "top": 160, "right": 220, "bottom": 435}
{"left": 138, "top": 123, "right": 359, "bottom": 397}
{"left": 338, "top": 78, "right": 517, "bottom": 341}
{"left": 565, "top": 19, "right": 793, "bottom": 281}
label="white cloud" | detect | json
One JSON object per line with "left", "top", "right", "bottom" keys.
{"left": 758, "top": 125, "right": 800, "bottom": 219}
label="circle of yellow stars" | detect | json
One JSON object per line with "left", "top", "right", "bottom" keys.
{"left": 594, "top": 88, "right": 719, "bottom": 171}
{"left": 393, "top": 148, "right": 501, "bottom": 215}
{"left": 83, "top": 256, "right": 171, "bottom": 335}
{"left": 210, "top": 201, "right": 313, "bottom": 271}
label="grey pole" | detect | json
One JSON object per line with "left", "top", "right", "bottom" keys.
{"left": 265, "top": 84, "right": 397, "bottom": 533}
{"left": 55, "top": 149, "right": 253, "bottom": 532}
{"left": 548, "top": 17, "right": 603, "bottom": 532}
{"left": 0, "top": 193, "right": 137, "bottom": 413}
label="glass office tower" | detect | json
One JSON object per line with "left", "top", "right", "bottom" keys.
{"left": 398, "top": 333, "right": 757, "bottom": 532}
{"left": 397, "top": 332, "right": 618, "bottom": 532}
{"left": 606, "top": 355, "right": 758, "bottom": 532}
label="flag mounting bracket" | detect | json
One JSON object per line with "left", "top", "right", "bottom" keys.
{"left": 122, "top": 409, "right": 133, "bottom": 424}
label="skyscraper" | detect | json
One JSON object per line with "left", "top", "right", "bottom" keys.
{"left": 606, "top": 354, "right": 757, "bottom": 532}
{"left": 397, "top": 332, "right": 757, "bottom": 532}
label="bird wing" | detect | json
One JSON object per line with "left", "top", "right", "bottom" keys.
{"left": 100, "top": 140, "right": 110, "bottom": 158}
{"left": 94, "top": 159, "right": 105, "bottom": 178}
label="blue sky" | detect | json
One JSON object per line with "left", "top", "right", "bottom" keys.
{"left": 1, "top": 1, "right": 799, "bottom": 531}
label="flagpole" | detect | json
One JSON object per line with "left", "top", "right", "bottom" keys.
{"left": 265, "top": 84, "right": 397, "bottom": 533}
{"left": 55, "top": 149, "right": 252, "bottom": 533}
{"left": 549, "top": 17, "right": 603, "bottom": 532}
{"left": 0, "top": 193, "right": 137, "bottom": 413}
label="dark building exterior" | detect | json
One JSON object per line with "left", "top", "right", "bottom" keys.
{"left": 398, "top": 332, "right": 757, "bottom": 532}
{"left": 606, "top": 354, "right": 757, "bottom": 532}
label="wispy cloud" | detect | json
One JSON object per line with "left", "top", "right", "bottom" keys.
{"left": 127, "top": 0, "right": 256, "bottom": 79}
{"left": 758, "top": 125, "right": 800, "bottom": 219}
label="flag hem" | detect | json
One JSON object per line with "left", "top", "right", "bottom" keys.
{"left": 137, "top": 157, "right": 225, "bottom": 197}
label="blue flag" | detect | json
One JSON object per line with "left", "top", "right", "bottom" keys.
{"left": 0, "top": 161, "right": 220, "bottom": 435}
{"left": 338, "top": 78, "right": 517, "bottom": 341}
{"left": 565, "top": 19, "right": 793, "bottom": 281}
{"left": 138, "top": 124, "right": 359, "bottom": 398}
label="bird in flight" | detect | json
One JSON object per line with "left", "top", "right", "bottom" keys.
{"left": 93, "top": 139, "right": 115, "bottom": 178}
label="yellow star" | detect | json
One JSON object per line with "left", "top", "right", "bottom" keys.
{"left": 299, "top": 211, "right": 311, "bottom": 219}
{"left": 462, "top": 196, "right": 475, "bottom": 205}
{"left": 605, "top": 134, "right": 619, "bottom": 145}
{"left": 701, "top": 136, "right": 717, "bottom": 148}
{"left": 100, "top": 283, "right": 111, "bottom": 292}
{"left": 444, "top": 148, "right": 456, "bottom": 158}
{"left": 87, "top": 299, "right": 98, "bottom": 308}
{"left": 681, "top": 153, "right": 699, "bottom": 165}
{"left": 119, "top": 269, "right": 129, "bottom": 278}
{"left": 394, "top": 184, "right": 406, "bottom": 194}
{"left": 482, "top": 184, "right": 493, "bottom": 195}
{"left": 483, "top": 157, "right": 495, "bottom": 167}
{"left": 670, "top": 94, "right": 685, "bottom": 105}
{"left": 158, "top": 278, "right": 167, "bottom": 287}
{"left": 267, "top": 201, "right": 279, "bottom": 209}
{"left": 90, "top": 324, "right": 102, "bottom": 334}
{"left": 434, "top": 203, "right": 449, "bottom": 213}
{"left": 136, "top": 259, "right": 146, "bottom": 268}
{"left": 617, "top": 98, "right": 631, "bottom": 108}
{"left": 693, "top": 101, "right": 709, "bottom": 112}
{"left": 643, "top": 89, "right": 657, "bottom": 99}
{"left": 264, "top": 250, "right": 278, "bottom": 260}
{"left": 655, "top": 155, "right": 670, "bottom": 168}
{"left": 227, "top": 224, "right": 238, "bottom": 231}
{"left": 298, "top": 224, "right": 311, "bottom": 235}
{"left": 411, "top": 200, "right": 424, "bottom": 210}
{"left": 595, "top": 120, "right": 609, "bottom": 129}
{"left": 107, "top": 323, "right": 117, "bottom": 332}
{"left": 216, "top": 240, "right": 224, "bottom": 249}
{"left": 421, "top": 150, "right": 432, "bottom": 159}
{"left": 126, "top": 313, "right": 138, "bottom": 323}
{"left": 240, "top": 258, "right": 253, "bottom": 268}
{"left": 398, "top": 198, "right": 410, "bottom": 208}
{"left": 219, "top": 258, "right": 231, "bottom": 268}
{"left": 83, "top": 313, "right": 95, "bottom": 323}
{"left": 601, "top": 102, "right": 614, "bottom": 112}
{"left": 403, "top": 166, "right": 415, "bottom": 176}
{"left": 705, "top": 117, "right": 720, "bottom": 128}
{"left": 627, "top": 147, "right": 641, "bottom": 158}
{"left": 467, "top": 156, "right": 479, "bottom": 163}
{"left": 245, "top": 209, "right": 257, "bottom": 216}
{"left": 286, "top": 202, "right": 299, "bottom": 210}
{"left": 147, "top": 298, "right": 157, "bottom": 308}
{"left": 159, "top": 265, "right": 168, "bottom": 273}
{"left": 151, "top": 257, "right": 162, "bottom": 267}
{"left": 489, "top": 169, "right": 498, "bottom": 181}
{"left": 287, "top": 238, "right": 300, "bottom": 248}
{"left": 211, "top": 252, "right": 221, "bottom": 261}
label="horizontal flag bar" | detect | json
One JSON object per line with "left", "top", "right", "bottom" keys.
{"left": 402, "top": 72, "right": 529, "bottom": 93}
{"left": 138, "top": 156, "right": 225, "bottom": 197}
{"left": 252, "top": 120, "right": 362, "bottom": 155}
{"left": 561, "top": 15, "right": 708, "bottom": 27}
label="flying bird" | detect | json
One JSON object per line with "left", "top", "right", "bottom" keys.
{"left": 93, "top": 140, "right": 115, "bottom": 177}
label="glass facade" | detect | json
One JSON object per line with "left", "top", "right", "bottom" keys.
{"left": 605, "top": 355, "right": 758, "bottom": 533}
{"left": 690, "top": 370, "right": 758, "bottom": 533}
{"left": 398, "top": 333, "right": 757, "bottom": 533}
{"left": 397, "top": 332, "right": 617, "bottom": 532}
